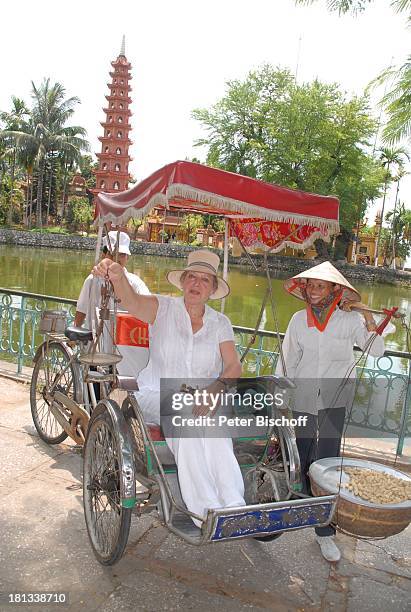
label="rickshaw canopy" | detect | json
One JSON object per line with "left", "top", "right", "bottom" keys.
{"left": 95, "top": 160, "right": 340, "bottom": 252}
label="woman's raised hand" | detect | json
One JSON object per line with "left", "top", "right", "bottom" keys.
{"left": 92, "top": 258, "right": 124, "bottom": 283}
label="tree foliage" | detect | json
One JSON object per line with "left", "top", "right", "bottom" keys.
{"left": 370, "top": 57, "right": 411, "bottom": 144}
{"left": 384, "top": 202, "right": 411, "bottom": 262}
{"left": 181, "top": 213, "right": 206, "bottom": 243}
{"left": 0, "top": 79, "right": 90, "bottom": 228}
{"left": 66, "top": 196, "right": 93, "bottom": 231}
{"left": 193, "top": 65, "right": 385, "bottom": 235}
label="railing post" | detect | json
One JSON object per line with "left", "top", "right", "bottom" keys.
{"left": 17, "top": 296, "right": 26, "bottom": 374}
{"left": 396, "top": 362, "right": 411, "bottom": 456}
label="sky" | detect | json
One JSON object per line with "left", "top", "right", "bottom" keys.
{"left": 1, "top": 0, "right": 410, "bottom": 237}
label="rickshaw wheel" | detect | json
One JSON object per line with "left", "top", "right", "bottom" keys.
{"left": 30, "top": 342, "right": 78, "bottom": 444}
{"left": 253, "top": 533, "right": 282, "bottom": 542}
{"left": 83, "top": 404, "right": 131, "bottom": 565}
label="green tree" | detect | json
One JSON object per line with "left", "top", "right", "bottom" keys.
{"left": 370, "top": 57, "right": 411, "bottom": 144}
{"left": 193, "top": 66, "right": 385, "bottom": 255}
{"left": 78, "top": 153, "right": 97, "bottom": 190}
{"left": 66, "top": 195, "right": 93, "bottom": 232}
{"left": 0, "top": 97, "right": 29, "bottom": 224}
{"left": 373, "top": 146, "right": 409, "bottom": 264}
{"left": 384, "top": 202, "right": 411, "bottom": 264}
{"left": 181, "top": 213, "right": 206, "bottom": 243}
{"left": 0, "top": 79, "right": 88, "bottom": 228}
{"left": 58, "top": 127, "right": 90, "bottom": 220}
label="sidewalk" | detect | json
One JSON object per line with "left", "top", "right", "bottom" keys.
{"left": 0, "top": 377, "right": 410, "bottom": 611}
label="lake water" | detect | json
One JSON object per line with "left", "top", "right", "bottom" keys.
{"left": 0, "top": 245, "right": 409, "bottom": 351}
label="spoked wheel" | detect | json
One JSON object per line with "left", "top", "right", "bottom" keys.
{"left": 30, "top": 341, "right": 79, "bottom": 444}
{"left": 83, "top": 403, "right": 132, "bottom": 565}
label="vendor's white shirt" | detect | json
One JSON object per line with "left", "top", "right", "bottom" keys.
{"left": 275, "top": 308, "right": 394, "bottom": 414}
{"left": 135, "top": 295, "right": 235, "bottom": 423}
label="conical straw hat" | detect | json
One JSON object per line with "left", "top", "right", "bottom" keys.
{"left": 284, "top": 261, "right": 360, "bottom": 302}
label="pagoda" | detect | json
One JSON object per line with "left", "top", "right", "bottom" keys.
{"left": 93, "top": 36, "right": 133, "bottom": 195}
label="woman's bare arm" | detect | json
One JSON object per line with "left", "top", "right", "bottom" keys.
{"left": 93, "top": 258, "right": 158, "bottom": 324}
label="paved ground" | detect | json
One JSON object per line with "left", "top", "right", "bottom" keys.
{"left": 0, "top": 378, "right": 410, "bottom": 612}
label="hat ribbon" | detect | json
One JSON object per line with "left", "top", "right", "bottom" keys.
{"left": 186, "top": 261, "right": 217, "bottom": 274}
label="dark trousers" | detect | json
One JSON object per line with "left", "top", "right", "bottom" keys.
{"left": 294, "top": 407, "right": 346, "bottom": 537}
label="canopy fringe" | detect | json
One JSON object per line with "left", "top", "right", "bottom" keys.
{"left": 167, "top": 184, "right": 340, "bottom": 232}
{"left": 96, "top": 183, "right": 340, "bottom": 234}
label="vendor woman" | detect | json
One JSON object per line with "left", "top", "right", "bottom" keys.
{"left": 276, "top": 261, "right": 394, "bottom": 563}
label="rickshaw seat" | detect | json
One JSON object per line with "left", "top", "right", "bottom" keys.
{"left": 65, "top": 326, "right": 93, "bottom": 343}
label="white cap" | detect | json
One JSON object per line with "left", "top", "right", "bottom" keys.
{"left": 103, "top": 231, "right": 131, "bottom": 255}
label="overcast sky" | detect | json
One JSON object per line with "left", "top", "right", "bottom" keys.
{"left": 1, "top": 0, "right": 409, "bottom": 230}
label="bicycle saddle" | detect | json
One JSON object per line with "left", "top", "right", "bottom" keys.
{"left": 65, "top": 326, "right": 93, "bottom": 343}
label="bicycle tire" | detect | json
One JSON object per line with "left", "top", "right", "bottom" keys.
{"left": 30, "top": 341, "right": 80, "bottom": 445}
{"left": 253, "top": 532, "right": 282, "bottom": 542}
{"left": 83, "top": 403, "right": 132, "bottom": 565}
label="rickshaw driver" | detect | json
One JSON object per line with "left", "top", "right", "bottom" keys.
{"left": 74, "top": 231, "right": 150, "bottom": 329}
{"left": 93, "top": 250, "right": 246, "bottom": 527}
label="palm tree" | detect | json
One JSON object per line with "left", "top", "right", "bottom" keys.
{"left": 58, "top": 126, "right": 90, "bottom": 220}
{"left": 0, "top": 97, "right": 29, "bottom": 224}
{"left": 374, "top": 56, "right": 411, "bottom": 144}
{"left": 1, "top": 79, "right": 88, "bottom": 227}
{"left": 373, "top": 147, "right": 409, "bottom": 265}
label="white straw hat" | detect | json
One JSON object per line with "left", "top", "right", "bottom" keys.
{"left": 103, "top": 231, "right": 131, "bottom": 255}
{"left": 167, "top": 250, "right": 230, "bottom": 300}
{"left": 284, "top": 261, "right": 360, "bottom": 302}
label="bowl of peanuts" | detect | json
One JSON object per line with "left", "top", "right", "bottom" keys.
{"left": 309, "top": 458, "right": 411, "bottom": 537}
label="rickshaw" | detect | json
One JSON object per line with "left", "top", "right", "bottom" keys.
{"left": 33, "top": 161, "right": 342, "bottom": 565}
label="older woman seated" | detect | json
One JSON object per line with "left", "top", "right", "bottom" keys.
{"left": 93, "top": 250, "right": 245, "bottom": 526}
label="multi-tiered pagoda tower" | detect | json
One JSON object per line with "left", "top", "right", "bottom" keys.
{"left": 94, "top": 36, "right": 132, "bottom": 195}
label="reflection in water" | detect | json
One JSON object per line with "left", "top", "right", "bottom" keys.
{"left": 0, "top": 245, "right": 409, "bottom": 351}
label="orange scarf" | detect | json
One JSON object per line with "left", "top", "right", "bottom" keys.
{"left": 305, "top": 290, "right": 342, "bottom": 332}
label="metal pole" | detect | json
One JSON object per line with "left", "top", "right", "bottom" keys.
{"left": 95, "top": 220, "right": 104, "bottom": 265}
{"left": 396, "top": 361, "right": 411, "bottom": 456}
{"left": 17, "top": 296, "right": 26, "bottom": 374}
{"left": 220, "top": 219, "right": 229, "bottom": 313}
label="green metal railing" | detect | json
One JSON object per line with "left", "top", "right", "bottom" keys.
{"left": 0, "top": 287, "right": 410, "bottom": 455}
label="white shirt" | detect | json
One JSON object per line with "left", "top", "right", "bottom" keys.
{"left": 275, "top": 307, "right": 394, "bottom": 414}
{"left": 76, "top": 269, "right": 150, "bottom": 377}
{"left": 76, "top": 269, "right": 150, "bottom": 331}
{"left": 136, "top": 295, "right": 235, "bottom": 423}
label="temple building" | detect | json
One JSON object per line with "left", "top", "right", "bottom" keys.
{"left": 93, "top": 36, "right": 133, "bottom": 197}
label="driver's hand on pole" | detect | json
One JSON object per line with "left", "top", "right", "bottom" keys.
{"left": 92, "top": 258, "right": 124, "bottom": 283}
